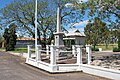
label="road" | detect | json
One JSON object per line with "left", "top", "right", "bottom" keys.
{"left": 0, "top": 51, "right": 111, "bottom": 80}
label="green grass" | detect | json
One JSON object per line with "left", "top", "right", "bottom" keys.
{"left": 0, "top": 48, "right": 28, "bottom": 53}
{"left": 13, "top": 48, "right": 35, "bottom": 53}
{"left": 0, "top": 47, "right": 35, "bottom": 53}
{"left": 13, "top": 48, "right": 28, "bottom": 53}
{"left": 0, "top": 48, "right": 5, "bottom": 51}
{"left": 95, "top": 44, "right": 118, "bottom": 51}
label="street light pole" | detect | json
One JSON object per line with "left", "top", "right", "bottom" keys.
{"left": 35, "top": 0, "right": 38, "bottom": 55}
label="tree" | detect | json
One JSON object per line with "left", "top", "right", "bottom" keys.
{"left": 3, "top": 23, "right": 17, "bottom": 51}
{"left": 3, "top": 28, "right": 9, "bottom": 51}
{"left": 85, "top": 0, "right": 120, "bottom": 49}
{"left": 76, "top": 0, "right": 119, "bottom": 22}
{"left": 75, "top": 0, "right": 120, "bottom": 30}
{"left": 84, "top": 17, "right": 109, "bottom": 49}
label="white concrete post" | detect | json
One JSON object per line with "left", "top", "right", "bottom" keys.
{"left": 46, "top": 45, "right": 49, "bottom": 58}
{"left": 50, "top": 45, "right": 56, "bottom": 65}
{"left": 76, "top": 45, "right": 83, "bottom": 65}
{"left": 36, "top": 45, "right": 41, "bottom": 61}
{"left": 27, "top": 45, "right": 32, "bottom": 58}
{"left": 72, "top": 45, "right": 76, "bottom": 57}
{"left": 57, "top": 5, "right": 61, "bottom": 33}
{"left": 86, "top": 45, "right": 92, "bottom": 64}
{"left": 56, "top": 47, "right": 59, "bottom": 60}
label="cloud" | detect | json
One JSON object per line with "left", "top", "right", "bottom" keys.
{"left": 79, "top": 27, "right": 84, "bottom": 31}
{"left": 72, "top": 20, "right": 89, "bottom": 27}
{"left": 78, "top": 0, "right": 88, "bottom": 3}
{"left": 65, "top": 3, "right": 74, "bottom": 7}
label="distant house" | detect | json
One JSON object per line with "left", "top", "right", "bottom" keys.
{"left": 15, "top": 37, "right": 35, "bottom": 48}
{"left": 63, "top": 29, "right": 85, "bottom": 46}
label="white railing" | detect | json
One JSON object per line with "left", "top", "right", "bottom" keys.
{"left": 26, "top": 45, "right": 36, "bottom": 59}
{"left": 80, "top": 64, "right": 120, "bottom": 80}
{"left": 26, "top": 44, "right": 120, "bottom": 79}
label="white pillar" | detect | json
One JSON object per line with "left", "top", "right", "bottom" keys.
{"left": 36, "top": 45, "right": 41, "bottom": 61}
{"left": 56, "top": 48, "right": 59, "bottom": 60}
{"left": 50, "top": 45, "right": 56, "bottom": 65}
{"left": 57, "top": 5, "right": 61, "bottom": 33}
{"left": 46, "top": 45, "right": 49, "bottom": 58}
{"left": 86, "top": 45, "right": 92, "bottom": 64}
{"left": 76, "top": 45, "right": 83, "bottom": 65}
{"left": 54, "top": 5, "right": 64, "bottom": 46}
{"left": 26, "top": 45, "right": 32, "bottom": 63}
{"left": 72, "top": 45, "right": 76, "bottom": 57}
{"left": 27, "top": 45, "right": 32, "bottom": 58}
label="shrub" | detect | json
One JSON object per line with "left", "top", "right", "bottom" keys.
{"left": 113, "top": 47, "right": 120, "bottom": 52}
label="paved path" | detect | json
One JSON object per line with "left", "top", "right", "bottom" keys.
{"left": 0, "top": 51, "right": 111, "bottom": 80}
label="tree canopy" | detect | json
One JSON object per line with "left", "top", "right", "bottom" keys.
{"left": 76, "top": 0, "right": 120, "bottom": 29}
{"left": 0, "top": 0, "right": 82, "bottom": 46}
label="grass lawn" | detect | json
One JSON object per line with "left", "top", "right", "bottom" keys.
{"left": 0, "top": 48, "right": 5, "bottom": 51}
{"left": 13, "top": 48, "right": 28, "bottom": 53}
{"left": 0, "top": 48, "right": 28, "bottom": 53}
{"left": 13, "top": 48, "right": 35, "bottom": 53}
{"left": 95, "top": 44, "right": 118, "bottom": 51}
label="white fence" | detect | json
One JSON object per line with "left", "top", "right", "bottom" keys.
{"left": 80, "top": 64, "right": 120, "bottom": 80}
{"left": 26, "top": 45, "right": 120, "bottom": 80}
{"left": 26, "top": 58, "right": 58, "bottom": 72}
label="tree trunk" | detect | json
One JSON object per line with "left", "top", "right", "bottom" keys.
{"left": 37, "top": 29, "right": 42, "bottom": 44}
{"left": 93, "top": 44, "right": 96, "bottom": 50}
{"left": 43, "top": 30, "right": 46, "bottom": 48}
{"left": 48, "top": 33, "right": 54, "bottom": 45}
{"left": 118, "top": 32, "right": 120, "bottom": 49}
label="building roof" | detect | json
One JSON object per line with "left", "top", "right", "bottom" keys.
{"left": 17, "top": 37, "right": 44, "bottom": 40}
{"left": 17, "top": 37, "right": 35, "bottom": 40}
{"left": 64, "top": 29, "right": 85, "bottom": 37}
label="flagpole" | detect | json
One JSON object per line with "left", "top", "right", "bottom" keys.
{"left": 35, "top": 0, "right": 38, "bottom": 55}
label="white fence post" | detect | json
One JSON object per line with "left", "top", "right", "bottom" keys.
{"left": 76, "top": 45, "right": 83, "bottom": 65}
{"left": 72, "top": 45, "right": 76, "bottom": 57}
{"left": 86, "top": 45, "right": 92, "bottom": 64}
{"left": 56, "top": 48, "right": 59, "bottom": 60}
{"left": 46, "top": 45, "right": 49, "bottom": 58}
{"left": 50, "top": 45, "right": 56, "bottom": 65}
{"left": 36, "top": 45, "right": 41, "bottom": 61}
{"left": 27, "top": 45, "right": 32, "bottom": 58}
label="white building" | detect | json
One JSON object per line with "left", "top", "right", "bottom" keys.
{"left": 63, "top": 29, "right": 85, "bottom": 46}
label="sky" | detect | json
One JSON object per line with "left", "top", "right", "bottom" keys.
{"left": 0, "top": 0, "right": 14, "bottom": 8}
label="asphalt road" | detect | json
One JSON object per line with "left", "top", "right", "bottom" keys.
{"left": 0, "top": 51, "right": 111, "bottom": 80}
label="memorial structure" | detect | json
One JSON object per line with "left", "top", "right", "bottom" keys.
{"left": 26, "top": 0, "right": 120, "bottom": 79}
